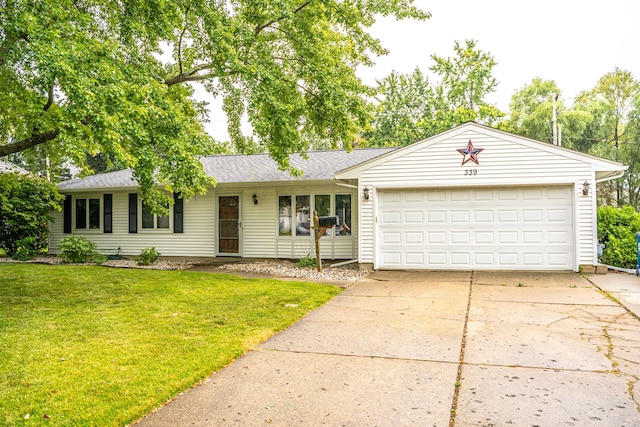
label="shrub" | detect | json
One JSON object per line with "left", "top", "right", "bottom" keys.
{"left": 58, "top": 236, "right": 106, "bottom": 263}
{"left": 295, "top": 254, "right": 317, "bottom": 268}
{"left": 136, "top": 247, "right": 160, "bottom": 266}
{"left": 597, "top": 205, "right": 640, "bottom": 269}
{"left": 0, "top": 172, "right": 64, "bottom": 257}
{"left": 12, "top": 237, "right": 38, "bottom": 261}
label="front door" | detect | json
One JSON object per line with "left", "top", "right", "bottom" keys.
{"left": 218, "top": 195, "right": 241, "bottom": 256}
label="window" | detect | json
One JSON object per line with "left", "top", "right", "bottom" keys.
{"left": 142, "top": 201, "right": 170, "bottom": 230}
{"left": 278, "top": 193, "right": 352, "bottom": 237}
{"left": 75, "top": 197, "right": 100, "bottom": 229}
{"left": 295, "top": 195, "right": 311, "bottom": 236}
{"left": 76, "top": 199, "right": 86, "bottom": 229}
{"left": 335, "top": 194, "right": 351, "bottom": 236}
{"left": 279, "top": 196, "right": 292, "bottom": 236}
{"left": 315, "top": 195, "right": 330, "bottom": 236}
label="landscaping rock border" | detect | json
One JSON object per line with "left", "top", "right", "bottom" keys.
{"left": 218, "top": 260, "right": 369, "bottom": 282}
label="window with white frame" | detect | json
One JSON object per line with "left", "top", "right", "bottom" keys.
{"left": 75, "top": 197, "right": 100, "bottom": 230}
{"left": 141, "top": 200, "right": 170, "bottom": 230}
{"left": 278, "top": 193, "right": 351, "bottom": 237}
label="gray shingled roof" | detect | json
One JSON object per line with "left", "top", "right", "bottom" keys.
{"left": 57, "top": 148, "right": 396, "bottom": 190}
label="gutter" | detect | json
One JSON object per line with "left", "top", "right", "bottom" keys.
{"left": 596, "top": 170, "right": 626, "bottom": 183}
{"left": 334, "top": 177, "right": 358, "bottom": 189}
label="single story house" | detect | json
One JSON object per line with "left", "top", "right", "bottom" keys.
{"left": 50, "top": 122, "right": 626, "bottom": 271}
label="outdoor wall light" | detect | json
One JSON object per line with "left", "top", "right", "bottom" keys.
{"left": 363, "top": 186, "right": 370, "bottom": 200}
{"left": 582, "top": 180, "right": 590, "bottom": 196}
{"left": 252, "top": 193, "right": 258, "bottom": 205}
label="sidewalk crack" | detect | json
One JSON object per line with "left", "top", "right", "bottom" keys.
{"left": 449, "top": 271, "right": 473, "bottom": 427}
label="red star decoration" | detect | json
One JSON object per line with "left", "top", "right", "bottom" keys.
{"left": 457, "top": 139, "right": 484, "bottom": 165}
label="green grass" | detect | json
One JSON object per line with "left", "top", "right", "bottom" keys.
{"left": 0, "top": 264, "right": 341, "bottom": 427}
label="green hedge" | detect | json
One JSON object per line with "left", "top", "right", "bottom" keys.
{"left": 597, "top": 205, "right": 640, "bottom": 269}
{"left": 0, "top": 172, "right": 63, "bottom": 258}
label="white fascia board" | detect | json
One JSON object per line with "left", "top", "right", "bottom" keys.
{"left": 335, "top": 122, "right": 627, "bottom": 179}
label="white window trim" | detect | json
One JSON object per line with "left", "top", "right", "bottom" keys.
{"left": 139, "top": 200, "right": 173, "bottom": 232}
{"left": 73, "top": 196, "right": 102, "bottom": 232}
{"left": 277, "top": 192, "right": 353, "bottom": 238}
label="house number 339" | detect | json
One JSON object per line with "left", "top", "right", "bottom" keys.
{"left": 464, "top": 169, "right": 478, "bottom": 176}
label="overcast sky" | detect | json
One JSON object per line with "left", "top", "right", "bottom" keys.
{"left": 204, "top": 0, "right": 640, "bottom": 140}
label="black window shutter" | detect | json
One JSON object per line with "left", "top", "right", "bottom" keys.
{"left": 63, "top": 195, "right": 72, "bottom": 234}
{"left": 173, "top": 193, "right": 183, "bottom": 234}
{"left": 128, "top": 193, "right": 138, "bottom": 233}
{"left": 104, "top": 194, "right": 112, "bottom": 233}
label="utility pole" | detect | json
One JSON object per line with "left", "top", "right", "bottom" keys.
{"left": 558, "top": 124, "right": 562, "bottom": 147}
{"left": 552, "top": 93, "right": 559, "bottom": 145}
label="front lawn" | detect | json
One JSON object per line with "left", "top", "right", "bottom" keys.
{"left": 0, "top": 264, "right": 341, "bottom": 426}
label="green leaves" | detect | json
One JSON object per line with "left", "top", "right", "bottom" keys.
{"left": 1, "top": 0, "right": 429, "bottom": 204}
{"left": 365, "top": 40, "right": 503, "bottom": 147}
{"left": 0, "top": 172, "right": 63, "bottom": 256}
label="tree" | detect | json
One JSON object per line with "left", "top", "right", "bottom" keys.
{"left": 1, "top": 0, "right": 429, "bottom": 211}
{"left": 365, "top": 68, "right": 435, "bottom": 146}
{"left": 430, "top": 39, "right": 498, "bottom": 113}
{"left": 365, "top": 40, "right": 503, "bottom": 147}
{"left": 0, "top": 172, "right": 64, "bottom": 257}
{"left": 505, "top": 77, "right": 591, "bottom": 150}
{"left": 573, "top": 68, "right": 640, "bottom": 206}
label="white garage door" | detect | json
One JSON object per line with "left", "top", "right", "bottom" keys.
{"left": 377, "top": 186, "right": 574, "bottom": 270}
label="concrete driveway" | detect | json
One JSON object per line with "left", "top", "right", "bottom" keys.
{"left": 136, "top": 271, "right": 640, "bottom": 426}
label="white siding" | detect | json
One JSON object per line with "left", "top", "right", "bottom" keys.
{"left": 50, "top": 183, "right": 358, "bottom": 260}
{"left": 274, "top": 183, "right": 358, "bottom": 260}
{"left": 357, "top": 128, "right": 597, "bottom": 270}
{"left": 50, "top": 191, "right": 217, "bottom": 257}
{"left": 241, "top": 187, "right": 277, "bottom": 258}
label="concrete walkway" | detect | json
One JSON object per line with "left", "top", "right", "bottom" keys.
{"left": 136, "top": 271, "right": 640, "bottom": 426}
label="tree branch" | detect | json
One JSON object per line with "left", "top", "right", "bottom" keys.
{"left": 0, "top": 117, "right": 91, "bottom": 157}
{"left": 0, "top": 129, "right": 60, "bottom": 157}
{"left": 254, "top": 0, "right": 311, "bottom": 35}
{"left": 43, "top": 83, "right": 55, "bottom": 111}
{"left": 164, "top": 62, "right": 238, "bottom": 86}
{"left": 177, "top": 5, "right": 191, "bottom": 76}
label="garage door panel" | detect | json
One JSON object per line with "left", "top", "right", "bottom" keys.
{"left": 522, "top": 209, "right": 543, "bottom": 222}
{"left": 523, "top": 231, "right": 543, "bottom": 244}
{"left": 428, "top": 211, "right": 446, "bottom": 223}
{"left": 498, "top": 253, "right": 519, "bottom": 265}
{"left": 377, "top": 186, "right": 574, "bottom": 270}
{"left": 405, "top": 252, "right": 424, "bottom": 264}
{"left": 474, "top": 253, "right": 495, "bottom": 265}
{"left": 451, "top": 210, "right": 470, "bottom": 223}
{"left": 383, "top": 252, "right": 402, "bottom": 265}
{"left": 404, "top": 191, "right": 423, "bottom": 203}
{"left": 547, "top": 209, "right": 571, "bottom": 222}
{"left": 381, "top": 211, "right": 401, "bottom": 224}
{"left": 428, "top": 252, "right": 447, "bottom": 264}
{"left": 428, "top": 232, "right": 446, "bottom": 243}
{"left": 405, "top": 211, "right": 423, "bottom": 223}
{"left": 548, "top": 252, "right": 572, "bottom": 266}
{"left": 475, "top": 210, "right": 494, "bottom": 222}
{"left": 382, "top": 232, "right": 401, "bottom": 244}
{"left": 475, "top": 232, "right": 494, "bottom": 244}
{"left": 405, "top": 232, "right": 424, "bottom": 244}
{"left": 451, "top": 252, "right": 471, "bottom": 265}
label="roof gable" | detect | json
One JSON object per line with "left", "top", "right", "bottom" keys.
{"left": 335, "top": 122, "right": 626, "bottom": 180}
